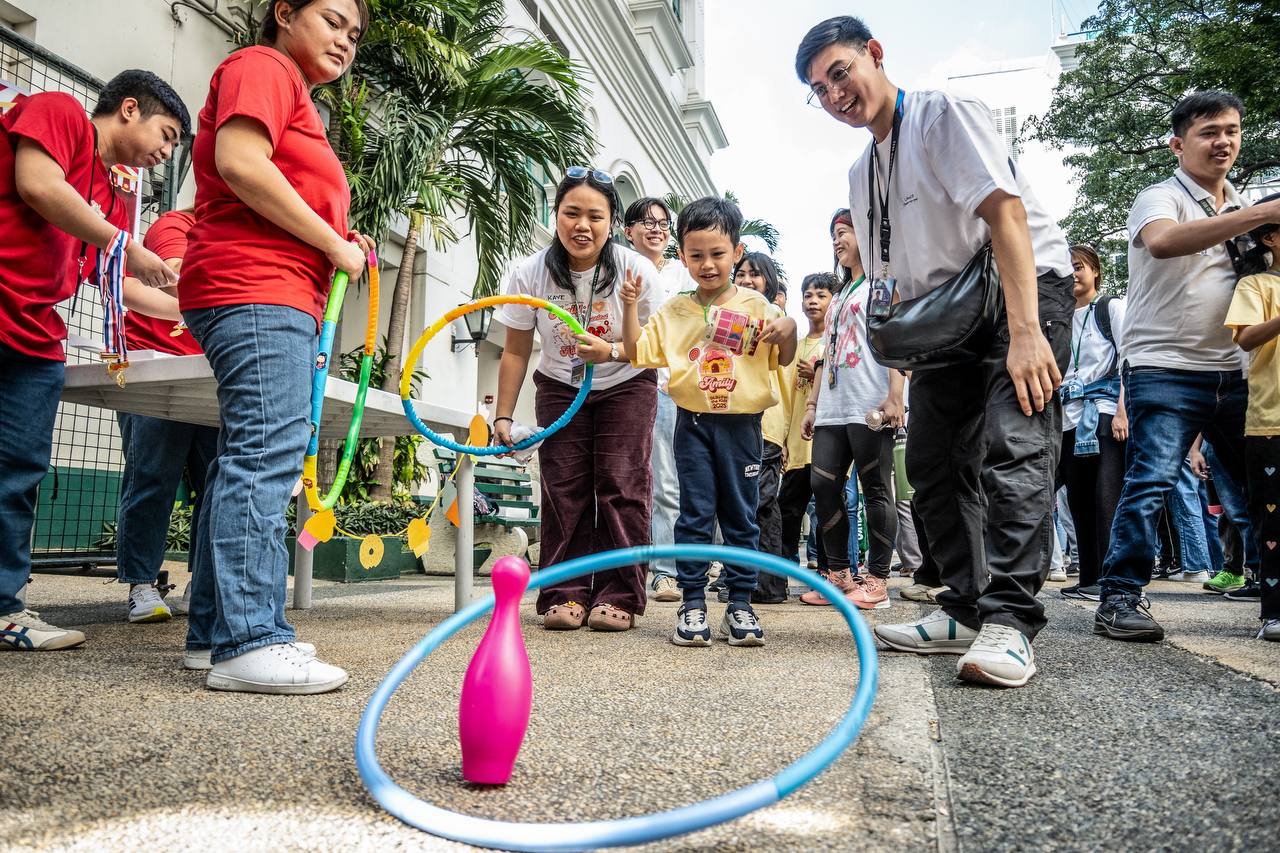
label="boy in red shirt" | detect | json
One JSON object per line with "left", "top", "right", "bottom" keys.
{"left": 0, "top": 70, "right": 189, "bottom": 651}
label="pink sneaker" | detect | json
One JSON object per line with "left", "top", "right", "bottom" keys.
{"left": 800, "top": 569, "right": 860, "bottom": 606}
{"left": 848, "top": 576, "right": 890, "bottom": 610}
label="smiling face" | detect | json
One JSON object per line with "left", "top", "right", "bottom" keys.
{"left": 734, "top": 259, "right": 767, "bottom": 295}
{"left": 624, "top": 203, "right": 671, "bottom": 258}
{"left": 556, "top": 183, "right": 613, "bottom": 269}
{"left": 1071, "top": 252, "right": 1099, "bottom": 303}
{"left": 832, "top": 221, "right": 859, "bottom": 272}
{"left": 1171, "top": 108, "right": 1241, "bottom": 186}
{"left": 680, "top": 229, "right": 743, "bottom": 295}
{"left": 273, "top": 0, "right": 363, "bottom": 86}
{"left": 806, "top": 40, "right": 890, "bottom": 134}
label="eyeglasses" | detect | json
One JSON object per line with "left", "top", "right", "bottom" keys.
{"left": 629, "top": 217, "right": 671, "bottom": 232}
{"left": 806, "top": 55, "right": 858, "bottom": 108}
{"left": 565, "top": 166, "right": 614, "bottom": 185}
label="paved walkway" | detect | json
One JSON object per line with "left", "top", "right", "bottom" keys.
{"left": 3, "top": 571, "right": 1277, "bottom": 851}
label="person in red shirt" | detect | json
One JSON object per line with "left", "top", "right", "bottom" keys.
{"left": 110, "top": 209, "right": 221, "bottom": 628}
{"left": 179, "top": 0, "right": 372, "bottom": 695}
{"left": 0, "top": 71, "right": 189, "bottom": 652}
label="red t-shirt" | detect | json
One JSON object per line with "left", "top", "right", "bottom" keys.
{"left": 180, "top": 47, "right": 351, "bottom": 328}
{"left": 0, "top": 92, "right": 132, "bottom": 361}
{"left": 125, "top": 209, "right": 203, "bottom": 356}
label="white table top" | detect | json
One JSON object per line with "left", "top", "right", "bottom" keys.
{"left": 61, "top": 353, "right": 472, "bottom": 438}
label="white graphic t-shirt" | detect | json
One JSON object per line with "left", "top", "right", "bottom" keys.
{"left": 815, "top": 277, "right": 891, "bottom": 427}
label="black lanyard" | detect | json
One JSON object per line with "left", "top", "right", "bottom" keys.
{"left": 1172, "top": 174, "right": 1245, "bottom": 271}
{"left": 571, "top": 259, "right": 602, "bottom": 327}
{"left": 867, "top": 89, "right": 905, "bottom": 278}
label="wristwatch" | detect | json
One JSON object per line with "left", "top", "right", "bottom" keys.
{"left": 609, "top": 342, "right": 619, "bottom": 362}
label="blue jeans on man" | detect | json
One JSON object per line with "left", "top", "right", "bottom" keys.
{"left": 1165, "top": 463, "right": 1212, "bottom": 573}
{"left": 115, "top": 412, "right": 219, "bottom": 585}
{"left": 1099, "top": 367, "right": 1248, "bottom": 597}
{"left": 0, "top": 344, "right": 63, "bottom": 615}
{"left": 183, "top": 305, "right": 316, "bottom": 662}
{"left": 649, "top": 390, "right": 679, "bottom": 580}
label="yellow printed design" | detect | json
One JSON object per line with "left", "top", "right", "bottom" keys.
{"left": 690, "top": 344, "right": 738, "bottom": 410}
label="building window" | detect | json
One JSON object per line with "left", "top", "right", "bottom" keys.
{"left": 525, "top": 158, "right": 552, "bottom": 229}
{"left": 672, "top": 0, "right": 683, "bottom": 22}
{"left": 992, "top": 106, "right": 1019, "bottom": 162}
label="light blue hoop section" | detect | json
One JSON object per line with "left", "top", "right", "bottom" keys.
{"left": 355, "top": 545, "right": 879, "bottom": 852}
{"left": 401, "top": 362, "right": 593, "bottom": 456}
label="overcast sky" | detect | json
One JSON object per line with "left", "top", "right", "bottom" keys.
{"left": 702, "top": 0, "right": 1099, "bottom": 318}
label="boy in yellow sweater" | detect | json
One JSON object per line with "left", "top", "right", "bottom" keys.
{"left": 623, "top": 197, "right": 797, "bottom": 646}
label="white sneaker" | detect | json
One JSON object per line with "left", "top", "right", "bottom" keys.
{"left": 956, "top": 624, "right": 1036, "bottom": 688}
{"left": 1, "top": 609, "right": 86, "bottom": 651}
{"left": 1173, "top": 570, "right": 1211, "bottom": 583}
{"left": 169, "top": 582, "right": 192, "bottom": 616}
{"left": 900, "top": 583, "right": 944, "bottom": 602}
{"left": 184, "top": 641, "right": 315, "bottom": 671}
{"left": 874, "top": 610, "right": 978, "bottom": 655}
{"left": 650, "top": 575, "right": 680, "bottom": 602}
{"left": 128, "top": 583, "right": 172, "bottom": 623}
{"left": 205, "top": 643, "right": 346, "bottom": 694}
{"left": 1048, "top": 566, "right": 1068, "bottom": 582}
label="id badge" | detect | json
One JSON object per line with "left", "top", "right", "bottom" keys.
{"left": 569, "top": 356, "right": 586, "bottom": 387}
{"left": 869, "top": 277, "right": 895, "bottom": 318}
{"left": 827, "top": 364, "right": 838, "bottom": 390}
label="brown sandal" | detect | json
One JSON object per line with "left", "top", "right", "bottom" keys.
{"left": 587, "top": 603, "right": 635, "bottom": 632}
{"left": 543, "top": 601, "right": 586, "bottom": 630}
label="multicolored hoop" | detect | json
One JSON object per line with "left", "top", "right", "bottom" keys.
{"left": 301, "top": 253, "right": 380, "bottom": 511}
{"left": 355, "top": 544, "right": 879, "bottom": 852}
{"left": 400, "top": 295, "right": 594, "bottom": 455}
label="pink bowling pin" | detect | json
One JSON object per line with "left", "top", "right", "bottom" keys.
{"left": 459, "top": 556, "right": 533, "bottom": 784}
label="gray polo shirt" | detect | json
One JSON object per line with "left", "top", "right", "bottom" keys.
{"left": 1123, "top": 167, "right": 1248, "bottom": 371}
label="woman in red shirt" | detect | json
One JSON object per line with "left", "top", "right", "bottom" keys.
{"left": 179, "top": 0, "right": 371, "bottom": 695}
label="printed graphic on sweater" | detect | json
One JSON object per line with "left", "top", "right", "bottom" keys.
{"left": 689, "top": 344, "right": 738, "bottom": 410}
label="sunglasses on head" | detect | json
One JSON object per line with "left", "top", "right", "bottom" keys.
{"left": 565, "top": 166, "right": 614, "bottom": 185}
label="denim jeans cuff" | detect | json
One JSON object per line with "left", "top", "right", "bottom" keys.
{"left": 211, "top": 632, "right": 297, "bottom": 664}
{"left": 116, "top": 571, "right": 160, "bottom": 586}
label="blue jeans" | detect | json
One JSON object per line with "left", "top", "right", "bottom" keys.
{"left": 183, "top": 305, "right": 316, "bottom": 661}
{"left": 1165, "top": 464, "right": 1211, "bottom": 573}
{"left": 673, "top": 410, "right": 762, "bottom": 604}
{"left": 1055, "top": 486, "right": 1078, "bottom": 563}
{"left": 0, "top": 344, "right": 63, "bottom": 615}
{"left": 115, "top": 412, "right": 219, "bottom": 585}
{"left": 846, "top": 474, "right": 861, "bottom": 568}
{"left": 1100, "top": 367, "right": 1248, "bottom": 596}
{"left": 1203, "top": 439, "right": 1259, "bottom": 574}
{"left": 649, "top": 390, "right": 679, "bottom": 578}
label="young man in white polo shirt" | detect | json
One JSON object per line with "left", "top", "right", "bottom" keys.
{"left": 795, "top": 16, "right": 1074, "bottom": 688}
{"left": 1093, "top": 91, "right": 1280, "bottom": 642}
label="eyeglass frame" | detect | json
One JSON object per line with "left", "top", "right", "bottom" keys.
{"left": 805, "top": 49, "right": 864, "bottom": 108}
{"left": 626, "top": 216, "right": 671, "bottom": 232}
{"left": 565, "top": 165, "right": 615, "bottom": 185}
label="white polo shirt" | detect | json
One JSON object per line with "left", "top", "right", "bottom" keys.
{"left": 1123, "top": 168, "right": 1249, "bottom": 371}
{"left": 847, "top": 90, "right": 1071, "bottom": 302}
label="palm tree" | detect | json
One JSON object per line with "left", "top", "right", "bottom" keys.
{"left": 361, "top": 0, "right": 596, "bottom": 498}
{"left": 661, "top": 190, "right": 782, "bottom": 255}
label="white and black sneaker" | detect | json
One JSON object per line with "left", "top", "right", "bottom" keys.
{"left": 127, "top": 583, "right": 172, "bottom": 623}
{"left": 1061, "top": 583, "right": 1101, "bottom": 601}
{"left": 720, "top": 602, "right": 765, "bottom": 647}
{"left": 672, "top": 603, "right": 712, "bottom": 647}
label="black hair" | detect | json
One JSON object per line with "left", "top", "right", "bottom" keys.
{"left": 676, "top": 196, "right": 743, "bottom": 248}
{"left": 829, "top": 207, "right": 857, "bottom": 287}
{"left": 802, "top": 272, "right": 840, "bottom": 294}
{"left": 734, "top": 252, "right": 783, "bottom": 304}
{"left": 93, "top": 70, "right": 191, "bottom": 137}
{"left": 545, "top": 169, "right": 623, "bottom": 297}
{"left": 795, "top": 16, "right": 873, "bottom": 84}
{"left": 1239, "top": 192, "right": 1280, "bottom": 277}
{"left": 261, "top": 0, "right": 370, "bottom": 46}
{"left": 624, "top": 196, "right": 672, "bottom": 227}
{"left": 1171, "top": 90, "right": 1244, "bottom": 138}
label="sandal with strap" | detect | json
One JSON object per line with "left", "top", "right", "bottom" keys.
{"left": 543, "top": 601, "right": 586, "bottom": 630}
{"left": 587, "top": 603, "right": 635, "bottom": 632}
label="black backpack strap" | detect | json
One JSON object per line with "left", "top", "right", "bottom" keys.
{"left": 1093, "top": 295, "right": 1116, "bottom": 350}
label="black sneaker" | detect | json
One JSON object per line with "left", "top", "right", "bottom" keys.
{"left": 672, "top": 603, "right": 712, "bottom": 647}
{"left": 1152, "top": 561, "right": 1180, "bottom": 580}
{"left": 1065, "top": 562, "right": 1080, "bottom": 577}
{"left": 1061, "top": 583, "right": 1101, "bottom": 601}
{"left": 720, "top": 602, "right": 765, "bottom": 647}
{"left": 1224, "top": 580, "right": 1262, "bottom": 602}
{"left": 1094, "top": 593, "right": 1164, "bottom": 642}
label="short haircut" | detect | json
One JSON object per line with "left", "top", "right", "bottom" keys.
{"left": 93, "top": 70, "right": 191, "bottom": 137}
{"left": 795, "top": 16, "right": 873, "bottom": 84}
{"left": 802, "top": 272, "right": 840, "bottom": 294}
{"left": 624, "top": 196, "right": 672, "bottom": 226}
{"left": 1171, "top": 90, "right": 1244, "bottom": 138}
{"left": 1241, "top": 192, "right": 1280, "bottom": 276}
{"left": 677, "top": 196, "right": 743, "bottom": 248}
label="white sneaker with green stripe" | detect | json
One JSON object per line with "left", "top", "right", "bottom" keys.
{"left": 874, "top": 610, "right": 978, "bottom": 655}
{"left": 957, "top": 624, "right": 1037, "bottom": 688}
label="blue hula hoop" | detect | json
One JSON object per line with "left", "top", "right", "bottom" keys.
{"left": 355, "top": 544, "right": 879, "bottom": 852}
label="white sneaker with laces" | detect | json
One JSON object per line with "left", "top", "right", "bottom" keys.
{"left": 1, "top": 609, "right": 86, "bottom": 651}
{"left": 650, "top": 575, "right": 680, "bottom": 602}
{"left": 1172, "top": 570, "right": 1211, "bottom": 583}
{"left": 205, "top": 643, "right": 346, "bottom": 694}
{"left": 184, "top": 641, "right": 316, "bottom": 671}
{"left": 1259, "top": 619, "right": 1280, "bottom": 642}
{"left": 1048, "top": 566, "right": 1068, "bottom": 582}
{"left": 956, "top": 624, "right": 1036, "bottom": 688}
{"left": 169, "top": 582, "right": 192, "bottom": 616}
{"left": 128, "top": 583, "right": 172, "bottom": 623}
{"left": 874, "top": 610, "right": 978, "bottom": 654}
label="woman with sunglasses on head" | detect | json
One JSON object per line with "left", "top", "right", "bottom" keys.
{"left": 177, "top": 0, "right": 373, "bottom": 695}
{"left": 494, "top": 168, "right": 665, "bottom": 632}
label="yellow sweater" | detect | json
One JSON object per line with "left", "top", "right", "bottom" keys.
{"left": 632, "top": 286, "right": 782, "bottom": 414}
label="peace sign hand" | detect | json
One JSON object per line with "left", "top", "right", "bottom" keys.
{"left": 620, "top": 270, "right": 642, "bottom": 305}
